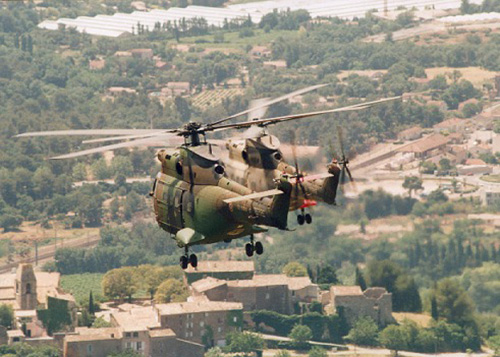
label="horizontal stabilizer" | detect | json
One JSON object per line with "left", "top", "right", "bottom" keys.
{"left": 223, "top": 189, "right": 283, "bottom": 204}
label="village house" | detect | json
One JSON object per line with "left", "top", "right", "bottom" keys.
{"left": 89, "top": 59, "right": 106, "bottom": 70}
{"left": 114, "top": 51, "right": 132, "bottom": 58}
{"left": 324, "top": 286, "right": 395, "bottom": 327}
{"left": 130, "top": 48, "right": 154, "bottom": 60}
{"left": 161, "top": 82, "right": 191, "bottom": 97}
{"left": 107, "top": 87, "right": 137, "bottom": 96}
{"left": 397, "top": 134, "right": 450, "bottom": 158}
{"left": 190, "top": 273, "right": 319, "bottom": 315}
{"left": 263, "top": 60, "right": 287, "bottom": 69}
{"left": 433, "top": 118, "right": 468, "bottom": 133}
{"left": 250, "top": 45, "right": 272, "bottom": 59}
{"left": 184, "top": 261, "right": 255, "bottom": 284}
{"left": 63, "top": 325, "right": 204, "bottom": 357}
{"left": 397, "top": 126, "right": 422, "bottom": 141}
{"left": 155, "top": 301, "right": 243, "bottom": 347}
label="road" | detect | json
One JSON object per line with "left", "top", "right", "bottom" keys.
{"left": 0, "top": 234, "right": 101, "bottom": 274}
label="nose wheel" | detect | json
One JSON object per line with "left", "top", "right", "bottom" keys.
{"left": 180, "top": 247, "right": 198, "bottom": 269}
{"left": 245, "top": 235, "right": 264, "bottom": 257}
{"left": 297, "top": 209, "right": 312, "bottom": 225}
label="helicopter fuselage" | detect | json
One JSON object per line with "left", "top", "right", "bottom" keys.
{"left": 151, "top": 145, "right": 291, "bottom": 247}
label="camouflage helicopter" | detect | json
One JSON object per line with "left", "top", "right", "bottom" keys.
{"left": 17, "top": 102, "right": 371, "bottom": 269}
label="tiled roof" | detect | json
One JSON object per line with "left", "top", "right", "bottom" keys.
{"left": 149, "top": 328, "right": 176, "bottom": 338}
{"left": 398, "top": 134, "right": 449, "bottom": 154}
{"left": 191, "top": 277, "right": 227, "bottom": 292}
{"left": 112, "top": 307, "right": 160, "bottom": 332}
{"left": 156, "top": 301, "right": 242, "bottom": 316}
{"left": 185, "top": 261, "right": 254, "bottom": 273}
{"left": 331, "top": 285, "right": 363, "bottom": 296}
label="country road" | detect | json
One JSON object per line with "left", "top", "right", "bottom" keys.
{"left": 0, "top": 234, "right": 101, "bottom": 274}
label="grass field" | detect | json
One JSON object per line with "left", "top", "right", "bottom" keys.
{"left": 480, "top": 174, "right": 500, "bottom": 183}
{"left": 61, "top": 273, "right": 104, "bottom": 304}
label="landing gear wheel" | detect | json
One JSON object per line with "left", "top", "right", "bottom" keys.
{"left": 245, "top": 243, "right": 254, "bottom": 257}
{"left": 189, "top": 254, "right": 198, "bottom": 268}
{"left": 180, "top": 256, "right": 188, "bottom": 270}
{"left": 255, "top": 241, "right": 264, "bottom": 255}
{"left": 297, "top": 215, "right": 305, "bottom": 225}
{"left": 305, "top": 213, "right": 312, "bottom": 224}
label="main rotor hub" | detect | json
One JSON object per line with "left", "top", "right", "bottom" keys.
{"left": 184, "top": 121, "right": 203, "bottom": 133}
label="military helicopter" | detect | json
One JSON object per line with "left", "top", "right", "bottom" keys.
{"left": 17, "top": 100, "right": 374, "bottom": 269}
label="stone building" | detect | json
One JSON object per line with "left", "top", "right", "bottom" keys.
{"left": 155, "top": 301, "right": 243, "bottom": 347}
{"left": 325, "top": 286, "right": 395, "bottom": 326}
{"left": 190, "top": 274, "right": 319, "bottom": 315}
{"left": 64, "top": 326, "right": 204, "bottom": 357}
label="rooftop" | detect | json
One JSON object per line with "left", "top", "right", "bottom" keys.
{"left": 156, "top": 301, "right": 242, "bottom": 316}
{"left": 433, "top": 118, "right": 466, "bottom": 129}
{"left": 185, "top": 261, "right": 254, "bottom": 274}
{"left": 191, "top": 277, "right": 227, "bottom": 293}
{"left": 331, "top": 286, "right": 363, "bottom": 296}
{"left": 398, "top": 134, "right": 450, "bottom": 154}
{"left": 112, "top": 307, "right": 160, "bottom": 332}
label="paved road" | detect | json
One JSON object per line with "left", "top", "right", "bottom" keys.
{"left": 0, "top": 234, "right": 101, "bottom": 273}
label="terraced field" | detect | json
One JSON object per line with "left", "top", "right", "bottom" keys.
{"left": 192, "top": 88, "right": 245, "bottom": 110}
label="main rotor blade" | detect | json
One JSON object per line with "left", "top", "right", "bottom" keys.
{"left": 16, "top": 129, "right": 164, "bottom": 138}
{"left": 49, "top": 135, "right": 176, "bottom": 160}
{"left": 82, "top": 131, "right": 172, "bottom": 144}
{"left": 209, "top": 96, "right": 400, "bottom": 133}
{"left": 208, "top": 84, "right": 330, "bottom": 126}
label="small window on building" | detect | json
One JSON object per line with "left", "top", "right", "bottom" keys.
{"left": 87, "top": 344, "right": 92, "bottom": 353}
{"left": 125, "top": 332, "right": 131, "bottom": 338}
{"left": 266, "top": 293, "right": 270, "bottom": 300}
{"left": 217, "top": 327, "right": 222, "bottom": 333}
{"left": 26, "top": 330, "right": 31, "bottom": 338}
{"left": 133, "top": 332, "right": 138, "bottom": 338}
{"left": 137, "top": 341, "right": 143, "bottom": 351}
{"left": 126, "top": 342, "right": 132, "bottom": 349}
{"left": 233, "top": 317, "right": 238, "bottom": 323}
{"left": 13, "top": 337, "right": 20, "bottom": 342}
{"left": 200, "top": 321, "right": 204, "bottom": 327}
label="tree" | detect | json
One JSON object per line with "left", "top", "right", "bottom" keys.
{"left": 308, "top": 346, "right": 327, "bottom": 357}
{"left": 174, "top": 96, "right": 191, "bottom": 122}
{"left": 226, "top": 332, "right": 264, "bottom": 353}
{"left": 88, "top": 291, "right": 95, "bottom": 315}
{"left": 379, "top": 324, "right": 410, "bottom": 356}
{"left": 206, "top": 347, "right": 224, "bottom": 357}
{"left": 431, "top": 296, "right": 439, "bottom": 320}
{"left": 355, "top": 267, "right": 367, "bottom": 291}
{"left": 154, "top": 279, "right": 188, "bottom": 303}
{"left": 0, "top": 304, "right": 14, "bottom": 329}
{"left": 289, "top": 324, "right": 312, "bottom": 349}
{"left": 402, "top": 176, "right": 423, "bottom": 198}
{"left": 317, "top": 265, "right": 338, "bottom": 285}
{"left": 433, "top": 278, "right": 475, "bottom": 327}
{"left": 346, "top": 316, "right": 379, "bottom": 346}
{"left": 102, "top": 267, "right": 138, "bottom": 302}
{"left": 283, "top": 262, "right": 308, "bottom": 277}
